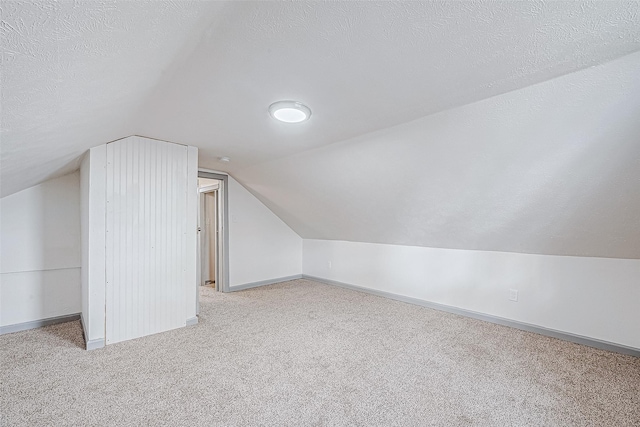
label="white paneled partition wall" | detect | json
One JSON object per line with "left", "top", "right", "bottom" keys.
{"left": 81, "top": 146, "right": 107, "bottom": 350}
{"left": 104, "top": 136, "right": 197, "bottom": 345}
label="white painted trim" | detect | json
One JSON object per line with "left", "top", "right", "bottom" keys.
{"left": 80, "top": 313, "right": 105, "bottom": 350}
{"left": 81, "top": 313, "right": 89, "bottom": 345}
{"left": 186, "top": 146, "right": 200, "bottom": 328}
{"left": 199, "top": 183, "right": 219, "bottom": 193}
{"left": 229, "top": 274, "right": 303, "bottom": 292}
{"left": 0, "top": 266, "right": 80, "bottom": 275}
{"left": 0, "top": 313, "right": 80, "bottom": 335}
{"left": 198, "top": 172, "right": 229, "bottom": 293}
{"left": 186, "top": 316, "right": 199, "bottom": 326}
{"left": 198, "top": 168, "right": 228, "bottom": 176}
{"left": 80, "top": 144, "right": 107, "bottom": 350}
{"left": 302, "top": 275, "right": 640, "bottom": 358}
{"left": 105, "top": 138, "right": 189, "bottom": 344}
{"left": 85, "top": 338, "right": 105, "bottom": 350}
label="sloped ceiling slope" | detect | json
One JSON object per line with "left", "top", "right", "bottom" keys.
{"left": 2, "top": 1, "right": 640, "bottom": 258}
{"left": 138, "top": 1, "right": 640, "bottom": 174}
{"left": 0, "top": 0, "right": 224, "bottom": 196}
{"left": 235, "top": 51, "right": 640, "bottom": 259}
{"left": 4, "top": 1, "right": 640, "bottom": 198}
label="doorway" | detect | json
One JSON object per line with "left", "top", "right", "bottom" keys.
{"left": 199, "top": 180, "right": 219, "bottom": 289}
{"left": 196, "top": 172, "right": 229, "bottom": 314}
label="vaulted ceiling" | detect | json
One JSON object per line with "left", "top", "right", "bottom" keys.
{"left": 2, "top": 1, "right": 640, "bottom": 258}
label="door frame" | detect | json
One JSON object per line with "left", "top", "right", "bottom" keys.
{"left": 197, "top": 171, "right": 230, "bottom": 293}
{"left": 198, "top": 186, "right": 218, "bottom": 289}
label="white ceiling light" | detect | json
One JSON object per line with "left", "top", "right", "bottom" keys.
{"left": 218, "top": 156, "right": 230, "bottom": 162}
{"left": 269, "top": 100, "right": 311, "bottom": 123}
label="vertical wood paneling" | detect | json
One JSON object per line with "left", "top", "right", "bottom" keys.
{"left": 106, "top": 137, "right": 188, "bottom": 344}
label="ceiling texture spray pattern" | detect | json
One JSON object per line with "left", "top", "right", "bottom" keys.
{"left": 136, "top": 1, "right": 640, "bottom": 172}
{"left": 236, "top": 51, "right": 640, "bottom": 259}
{"left": 2, "top": 1, "right": 640, "bottom": 258}
{"left": 1, "top": 0, "right": 223, "bottom": 196}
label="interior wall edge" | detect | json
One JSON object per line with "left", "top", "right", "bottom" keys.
{"left": 302, "top": 238, "right": 640, "bottom": 262}
{"left": 229, "top": 173, "right": 303, "bottom": 240}
{"left": 227, "top": 176, "right": 303, "bottom": 286}
{"left": 80, "top": 313, "right": 105, "bottom": 350}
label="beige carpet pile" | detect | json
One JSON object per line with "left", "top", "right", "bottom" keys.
{"left": 1, "top": 279, "right": 639, "bottom": 426}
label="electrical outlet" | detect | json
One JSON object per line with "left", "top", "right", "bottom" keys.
{"left": 509, "top": 289, "right": 518, "bottom": 302}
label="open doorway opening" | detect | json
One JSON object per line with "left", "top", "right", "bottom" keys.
{"left": 198, "top": 178, "right": 219, "bottom": 290}
{"left": 196, "top": 172, "right": 229, "bottom": 315}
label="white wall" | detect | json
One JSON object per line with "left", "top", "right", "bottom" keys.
{"left": 80, "top": 146, "right": 107, "bottom": 347}
{"left": 228, "top": 176, "right": 302, "bottom": 287}
{"left": 104, "top": 137, "right": 196, "bottom": 345}
{"left": 185, "top": 147, "right": 199, "bottom": 321}
{"left": 1, "top": 173, "right": 81, "bottom": 327}
{"left": 80, "top": 138, "right": 197, "bottom": 347}
{"left": 303, "top": 239, "right": 640, "bottom": 350}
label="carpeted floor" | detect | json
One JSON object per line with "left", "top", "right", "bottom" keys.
{"left": 1, "top": 279, "right": 639, "bottom": 426}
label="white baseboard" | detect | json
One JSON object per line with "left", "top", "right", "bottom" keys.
{"left": 186, "top": 316, "right": 199, "bottom": 326}
{"left": 80, "top": 313, "right": 105, "bottom": 350}
{"left": 86, "top": 337, "right": 105, "bottom": 350}
{"left": 229, "top": 274, "right": 303, "bottom": 292}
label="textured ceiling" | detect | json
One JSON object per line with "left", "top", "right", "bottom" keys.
{"left": 137, "top": 1, "right": 640, "bottom": 174}
{"left": 2, "top": 1, "right": 640, "bottom": 258}
{"left": 0, "top": 0, "right": 224, "bottom": 196}
{"left": 235, "top": 51, "right": 640, "bottom": 259}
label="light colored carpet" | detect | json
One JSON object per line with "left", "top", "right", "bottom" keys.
{"left": 1, "top": 279, "right": 639, "bottom": 426}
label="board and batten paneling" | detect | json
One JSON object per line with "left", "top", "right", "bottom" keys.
{"left": 105, "top": 137, "right": 189, "bottom": 345}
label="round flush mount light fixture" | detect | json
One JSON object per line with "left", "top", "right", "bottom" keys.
{"left": 269, "top": 100, "right": 311, "bottom": 123}
{"left": 218, "top": 156, "right": 230, "bottom": 163}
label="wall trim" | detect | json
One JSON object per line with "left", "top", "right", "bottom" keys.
{"left": 0, "top": 313, "right": 80, "bottom": 336}
{"left": 186, "top": 316, "right": 199, "bottom": 326}
{"left": 0, "top": 266, "right": 80, "bottom": 275}
{"left": 80, "top": 313, "right": 105, "bottom": 350}
{"left": 230, "top": 274, "right": 303, "bottom": 292}
{"left": 302, "top": 275, "right": 640, "bottom": 358}
{"left": 80, "top": 313, "right": 88, "bottom": 345}
{"left": 198, "top": 171, "right": 230, "bottom": 292}
{"left": 86, "top": 337, "right": 105, "bottom": 350}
